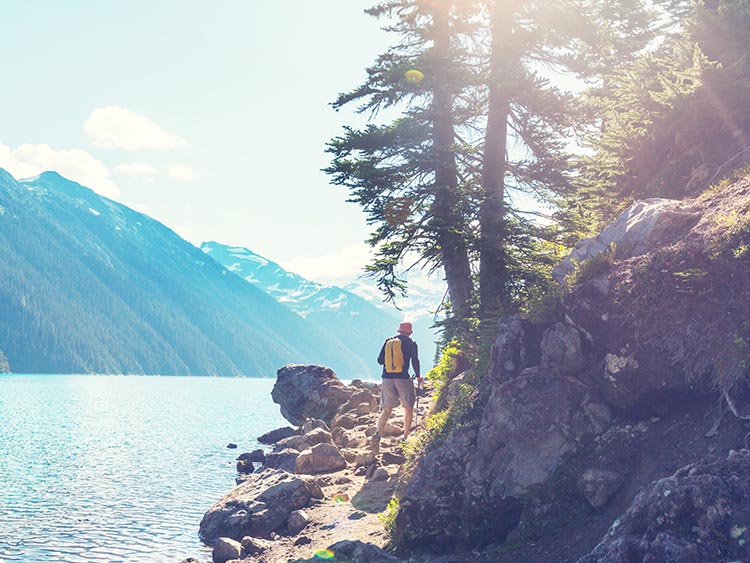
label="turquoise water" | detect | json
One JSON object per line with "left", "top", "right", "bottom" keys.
{"left": 0, "top": 375, "right": 288, "bottom": 563}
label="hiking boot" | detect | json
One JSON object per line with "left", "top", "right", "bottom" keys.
{"left": 371, "top": 431, "right": 381, "bottom": 456}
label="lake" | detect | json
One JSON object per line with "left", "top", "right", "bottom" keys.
{"left": 0, "top": 375, "right": 289, "bottom": 563}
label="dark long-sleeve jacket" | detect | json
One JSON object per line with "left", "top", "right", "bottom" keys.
{"left": 377, "top": 334, "right": 420, "bottom": 379}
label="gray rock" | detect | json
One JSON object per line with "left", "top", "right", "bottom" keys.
{"left": 301, "top": 418, "right": 330, "bottom": 434}
{"left": 263, "top": 449, "right": 299, "bottom": 473}
{"left": 370, "top": 467, "right": 390, "bottom": 481}
{"left": 275, "top": 435, "right": 311, "bottom": 452}
{"left": 337, "top": 388, "right": 377, "bottom": 415}
{"left": 304, "top": 427, "right": 334, "bottom": 446}
{"left": 553, "top": 198, "right": 701, "bottom": 282}
{"left": 331, "top": 413, "right": 356, "bottom": 430}
{"left": 580, "top": 450, "right": 750, "bottom": 563}
{"left": 469, "top": 367, "right": 612, "bottom": 497}
{"left": 240, "top": 536, "right": 270, "bottom": 555}
{"left": 577, "top": 468, "right": 625, "bottom": 510}
{"left": 488, "top": 316, "right": 528, "bottom": 386}
{"left": 295, "top": 442, "right": 347, "bottom": 475}
{"left": 382, "top": 451, "right": 406, "bottom": 466}
{"left": 287, "top": 509, "right": 310, "bottom": 535}
{"left": 178, "top": 559, "right": 202, "bottom": 563}
{"left": 257, "top": 426, "right": 297, "bottom": 445}
{"left": 397, "top": 366, "right": 612, "bottom": 551}
{"left": 541, "top": 322, "right": 585, "bottom": 375}
{"left": 212, "top": 537, "right": 244, "bottom": 563}
{"left": 236, "top": 450, "right": 265, "bottom": 474}
{"left": 199, "top": 469, "right": 323, "bottom": 544}
{"left": 272, "top": 365, "right": 355, "bottom": 426}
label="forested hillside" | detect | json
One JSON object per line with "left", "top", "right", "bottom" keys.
{"left": 201, "top": 242, "right": 400, "bottom": 375}
{"left": 0, "top": 169, "right": 368, "bottom": 376}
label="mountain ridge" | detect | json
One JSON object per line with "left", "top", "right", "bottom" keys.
{"left": 0, "top": 168, "right": 368, "bottom": 376}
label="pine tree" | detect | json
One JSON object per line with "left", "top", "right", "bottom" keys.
{"left": 325, "top": 0, "right": 477, "bottom": 329}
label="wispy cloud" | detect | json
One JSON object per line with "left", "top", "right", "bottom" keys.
{"left": 84, "top": 106, "right": 187, "bottom": 151}
{"left": 165, "top": 163, "right": 195, "bottom": 182}
{"left": 283, "top": 243, "right": 371, "bottom": 286}
{"left": 114, "top": 162, "right": 157, "bottom": 181}
{"left": 0, "top": 142, "right": 120, "bottom": 198}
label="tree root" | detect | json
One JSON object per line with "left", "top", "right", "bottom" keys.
{"left": 723, "top": 390, "right": 750, "bottom": 420}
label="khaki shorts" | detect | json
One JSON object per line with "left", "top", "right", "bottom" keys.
{"left": 381, "top": 378, "right": 416, "bottom": 409}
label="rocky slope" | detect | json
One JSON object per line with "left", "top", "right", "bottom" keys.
{"left": 186, "top": 174, "right": 750, "bottom": 563}
{"left": 391, "top": 174, "right": 750, "bottom": 561}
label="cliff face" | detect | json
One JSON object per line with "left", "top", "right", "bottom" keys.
{"left": 395, "top": 173, "right": 750, "bottom": 562}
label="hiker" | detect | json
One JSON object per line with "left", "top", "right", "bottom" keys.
{"left": 373, "top": 321, "right": 422, "bottom": 453}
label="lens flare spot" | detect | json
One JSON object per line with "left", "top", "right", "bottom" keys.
{"left": 404, "top": 69, "right": 424, "bottom": 83}
{"left": 315, "top": 549, "right": 335, "bottom": 560}
{"left": 332, "top": 492, "right": 350, "bottom": 503}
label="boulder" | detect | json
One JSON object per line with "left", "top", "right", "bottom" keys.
{"left": 301, "top": 418, "right": 330, "bottom": 434}
{"left": 331, "top": 413, "right": 356, "bottom": 430}
{"left": 287, "top": 509, "right": 311, "bottom": 535}
{"left": 212, "top": 537, "right": 244, "bottom": 563}
{"left": 397, "top": 366, "right": 612, "bottom": 551}
{"left": 541, "top": 322, "right": 585, "bottom": 375}
{"left": 488, "top": 316, "right": 528, "bottom": 386}
{"left": 577, "top": 468, "right": 625, "bottom": 510}
{"left": 469, "top": 367, "right": 612, "bottom": 497}
{"left": 240, "top": 536, "right": 270, "bottom": 555}
{"left": 370, "top": 467, "right": 390, "bottom": 482}
{"left": 295, "top": 442, "right": 347, "bottom": 475}
{"left": 304, "top": 427, "right": 334, "bottom": 446}
{"left": 553, "top": 198, "right": 701, "bottom": 282}
{"left": 580, "top": 450, "right": 750, "bottom": 563}
{"left": 274, "top": 435, "right": 312, "bottom": 452}
{"left": 257, "top": 426, "right": 297, "bottom": 445}
{"left": 566, "top": 278, "right": 691, "bottom": 409}
{"left": 199, "top": 469, "right": 323, "bottom": 544}
{"left": 236, "top": 450, "right": 265, "bottom": 474}
{"left": 262, "top": 449, "right": 299, "bottom": 473}
{"left": 272, "top": 364, "right": 355, "bottom": 426}
{"left": 337, "top": 388, "right": 378, "bottom": 415}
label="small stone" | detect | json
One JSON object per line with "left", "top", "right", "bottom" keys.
{"left": 257, "top": 426, "right": 297, "bottom": 445}
{"left": 334, "top": 476, "right": 353, "bottom": 485}
{"left": 287, "top": 509, "right": 311, "bottom": 535}
{"left": 226, "top": 443, "right": 238, "bottom": 449}
{"left": 382, "top": 451, "right": 406, "bottom": 466}
{"left": 370, "top": 467, "right": 390, "bottom": 481}
{"left": 577, "top": 469, "right": 626, "bottom": 510}
{"left": 178, "top": 559, "right": 202, "bottom": 563}
{"left": 212, "top": 537, "right": 244, "bottom": 563}
{"left": 349, "top": 511, "right": 367, "bottom": 520}
{"left": 294, "top": 535, "right": 312, "bottom": 546}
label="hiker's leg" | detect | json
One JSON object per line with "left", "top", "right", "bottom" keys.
{"left": 403, "top": 406, "right": 414, "bottom": 438}
{"left": 377, "top": 406, "right": 393, "bottom": 434}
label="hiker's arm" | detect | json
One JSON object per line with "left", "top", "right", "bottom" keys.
{"left": 377, "top": 342, "right": 385, "bottom": 366}
{"left": 412, "top": 342, "right": 421, "bottom": 378}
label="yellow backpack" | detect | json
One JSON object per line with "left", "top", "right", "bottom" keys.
{"left": 384, "top": 337, "right": 405, "bottom": 373}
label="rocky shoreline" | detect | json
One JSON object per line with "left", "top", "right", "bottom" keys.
{"left": 179, "top": 364, "right": 427, "bottom": 563}
{"left": 182, "top": 179, "right": 750, "bottom": 563}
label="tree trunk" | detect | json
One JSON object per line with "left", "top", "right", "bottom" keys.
{"left": 430, "top": 0, "right": 474, "bottom": 328}
{"left": 479, "top": 0, "right": 515, "bottom": 321}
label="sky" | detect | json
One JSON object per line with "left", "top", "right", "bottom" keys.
{"left": 0, "top": 1, "right": 394, "bottom": 285}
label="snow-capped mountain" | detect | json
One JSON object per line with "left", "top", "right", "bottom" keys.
{"left": 0, "top": 169, "right": 368, "bottom": 376}
{"left": 201, "top": 242, "right": 402, "bottom": 375}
